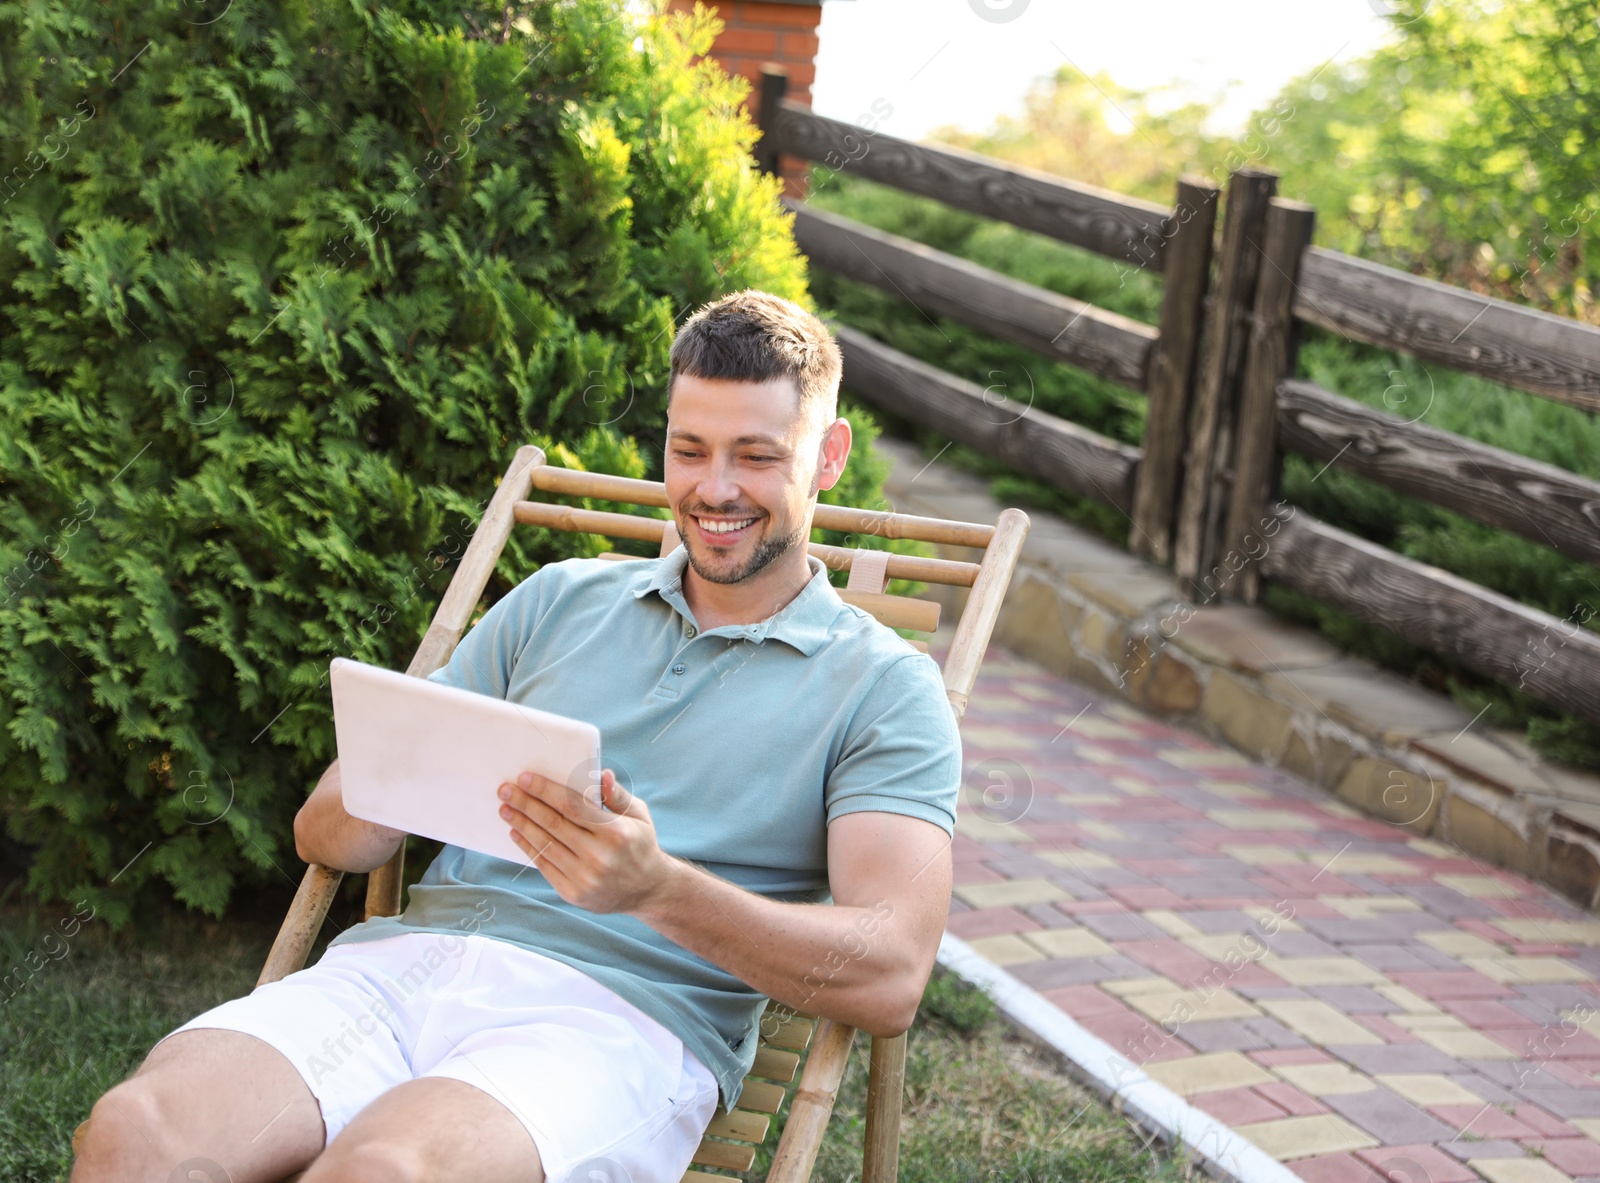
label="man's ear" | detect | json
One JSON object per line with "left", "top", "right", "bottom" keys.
{"left": 814, "top": 416, "right": 852, "bottom": 493}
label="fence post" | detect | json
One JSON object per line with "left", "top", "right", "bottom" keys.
{"left": 1219, "top": 198, "right": 1317, "bottom": 603}
{"left": 1131, "top": 175, "right": 1221, "bottom": 565}
{"left": 755, "top": 64, "right": 790, "bottom": 178}
{"left": 1172, "top": 168, "right": 1278, "bottom": 602}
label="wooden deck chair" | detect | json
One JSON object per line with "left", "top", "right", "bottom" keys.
{"left": 74, "top": 444, "right": 1029, "bottom": 1182}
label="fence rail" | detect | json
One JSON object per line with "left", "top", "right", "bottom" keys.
{"left": 835, "top": 327, "right": 1141, "bottom": 513}
{"left": 1276, "top": 379, "right": 1600, "bottom": 569}
{"left": 753, "top": 65, "right": 1600, "bottom": 730}
{"left": 763, "top": 97, "right": 1174, "bottom": 269}
{"left": 786, "top": 201, "right": 1157, "bottom": 391}
{"left": 1295, "top": 249, "right": 1600, "bottom": 413}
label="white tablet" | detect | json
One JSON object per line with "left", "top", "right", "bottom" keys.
{"left": 329, "top": 657, "right": 601, "bottom": 867}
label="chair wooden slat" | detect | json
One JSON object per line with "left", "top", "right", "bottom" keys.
{"left": 733, "top": 1079, "right": 787, "bottom": 1115}
{"left": 527, "top": 465, "right": 995, "bottom": 547}
{"left": 751, "top": 1046, "right": 802, "bottom": 1082}
{"left": 683, "top": 1172, "right": 740, "bottom": 1183}
{"left": 691, "top": 1138, "right": 758, "bottom": 1172}
{"left": 761, "top": 1015, "right": 816, "bottom": 1052}
{"left": 704, "top": 1109, "right": 771, "bottom": 1142}
{"left": 838, "top": 589, "right": 940, "bottom": 632}
{"left": 512, "top": 501, "right": 983, "bottom": 587}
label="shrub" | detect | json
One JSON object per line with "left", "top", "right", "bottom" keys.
{"left": 0, "top": 0, "right": 888, "bottom": 923}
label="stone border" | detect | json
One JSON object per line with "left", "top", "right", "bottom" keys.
{"left": 877, "top": 437, "right": 1600, "bottom": 911}
{"left": 938, "top": 933, "right": 1306, "bottom": 1183}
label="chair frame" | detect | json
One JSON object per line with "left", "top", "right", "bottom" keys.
{"left": 239, "top": 445, "right": 1027, "bottom": 1181}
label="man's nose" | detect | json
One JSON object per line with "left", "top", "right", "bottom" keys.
{"left": 696, "top": 455, "right": 743, "bottom": 509}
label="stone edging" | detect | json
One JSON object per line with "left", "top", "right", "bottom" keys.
{"left": 876, "top": 437, "right": 1600, "bottom": 911}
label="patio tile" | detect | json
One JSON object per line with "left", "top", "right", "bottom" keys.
{"left": 1517, "top": 1105, "right": 1581, "bottom": 1137}
{"left": 1253, "top": 1080, "right": 1329, "bottom": 1116}
{"left": 1429, "top": 1102, "right": 1545, "bottom": 1140}
{"left": 1252, "top": 1047, "right": 1335, "bottom": 1067}
{"left": 1530, "top": 1140, "right": 1600, "bottom": 1177}
{"left": 1257, "top": 955, "right": 1389, "bottom": 986}
{"left": 1190, "top": 1085, "right": 1287, "bottom": 1126}
{"left": 964, "top": 933, "right": 1043, "bottom": 965}
{"left": 1324, "top": 1087, "right": 1456, "bottom": 1144}
{"left": 1389, "top": 971, "right": 1516, "bottom": 1000}
{"left": 1335, "top": 1044, "right": 1470, "bottom": 1074}
{"left": 1041, "top": 984, "right": 1124, "bottom": 1017}
{"left": 1257, "top": 999, "right": 1385, "bottom": 1045}
{"left": 1272, "top": 1062, "right": 1379, "bottom": 1097}
{"left": 1307, "top": 985, "right": 1404, "bottom": 1013}
{"left": 1413, "top": 1027, "right": 1523, "bottom": 1060}
{"left": 1472, "top": 1160, "right": 1579, "bottom": 1183}
{"left": 1354, "top": 1145, "right": 1481, "bottom": 1182}
{"left": 1181, "top": 1018, "right": 1307, "bottom": 1053}
{"left": 1285, "top": 1152, "right": 1383, "bottom": 1182}
{"left": 1231, "top": 1114, "right": 1378, "bottom": 1159}
{"left": 1438, "top": 1140, "right": 1529, "bottom": 1161}
{"left": 946, "top": 906, "right": 1041, "bottom": 939}
{"left": 1373, "top": 1073, "right": 1486, "bottom": 1107}
{"left": 1021, "top": 928, "right": 1114, "bottom": 958}
{"left": 1146, "top": 1051, "right": 1276, "bottom": 1096}
{"left": 953, "top": 877, "right": 1069, "bottom": 909}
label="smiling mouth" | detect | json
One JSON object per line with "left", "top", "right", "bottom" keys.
{"left": 689, "top": 513, "right": 760, "bottom": 544}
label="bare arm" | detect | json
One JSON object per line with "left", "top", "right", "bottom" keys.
{"left": 293, "top": 759, "right": 407, "bottom": 873}
{"left": 498, "top": 771, "right": 953, "bottom": 1037}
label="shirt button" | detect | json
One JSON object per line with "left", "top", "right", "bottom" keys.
{"left": 672, "top": 663, "right": 686, "bottom": 675}
{"left": 684, "top": 624, "right": 697, "bottom": 638}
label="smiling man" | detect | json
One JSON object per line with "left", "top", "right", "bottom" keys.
{"left": 73, "top": 290, "right": 962, "bottom": 1183}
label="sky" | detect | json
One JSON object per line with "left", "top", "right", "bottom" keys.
{"left": 810, "top": 0, "right": 1404, "bottom": 143}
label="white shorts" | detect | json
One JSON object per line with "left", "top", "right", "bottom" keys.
{"left": 160, "top": 931, "right": 719, "bottom": 1183}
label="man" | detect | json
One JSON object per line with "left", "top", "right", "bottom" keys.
{"left": 73, "top": 290, "right": 962, "bottom": 1183}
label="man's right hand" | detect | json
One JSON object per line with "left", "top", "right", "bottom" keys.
{"left": 293, "top": 759, "right": 407, "bottom": 872}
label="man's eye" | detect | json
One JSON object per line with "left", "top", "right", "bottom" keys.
{"left": 745, "top": 454, "right": 774, "bottom": 463}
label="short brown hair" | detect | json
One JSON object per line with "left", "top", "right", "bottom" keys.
{"left": 668, "top": 290, "right": 842, "bottom": 428}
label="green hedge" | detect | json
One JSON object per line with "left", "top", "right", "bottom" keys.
{"left": 0, "top": 0, "right": 897, "bottom": 923}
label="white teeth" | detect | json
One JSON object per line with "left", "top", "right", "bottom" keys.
{"left": 698, "top": 517, "right": 755, "bottom": 534}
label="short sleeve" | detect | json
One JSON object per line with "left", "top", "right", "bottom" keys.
{"left": 425, "top": 569, "right": 547, "bottom": 699}
{"left": 824, "top": 653, "right": 962, "bottom": 834}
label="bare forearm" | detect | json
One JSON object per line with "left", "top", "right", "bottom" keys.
{"left": 293, "top": 760, "right": 406, "bottom": 873}
{"left": 632, "top": 858, "right": 928, "bottom": 1036}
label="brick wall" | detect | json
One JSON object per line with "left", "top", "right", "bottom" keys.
{"left": 664, "top": 0, "right": 824, "bottom": 199}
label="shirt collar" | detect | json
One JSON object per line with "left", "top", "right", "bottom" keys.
{"left": 632, "top": 546, "right": 842, "bottom": 657}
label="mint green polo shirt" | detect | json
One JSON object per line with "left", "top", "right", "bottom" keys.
{"left": 326, "top": 547, "right": 963, "bottom": 1106}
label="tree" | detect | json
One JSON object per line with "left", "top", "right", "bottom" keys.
{"left": 0, "top": 0, "right": 870, "bottom": 923}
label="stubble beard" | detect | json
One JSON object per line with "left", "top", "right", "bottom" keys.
{"left": 682, "top": 514, "right": 807, "bottom": 586}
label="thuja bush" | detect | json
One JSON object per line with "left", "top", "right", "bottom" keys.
{"left": 0, "top": 0, "right": 877, "bottom": 922}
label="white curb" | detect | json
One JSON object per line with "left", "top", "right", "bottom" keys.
{"left": 937, "top": 932, "right": 1307, "bottom": 1183}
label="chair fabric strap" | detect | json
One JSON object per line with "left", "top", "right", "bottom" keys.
{"left": 845, "top": 547, "right": 890, "bottom": 595}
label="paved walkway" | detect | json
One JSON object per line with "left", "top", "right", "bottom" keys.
{"left": 948, "top": 642, "right": 1600, "bottom": 1183}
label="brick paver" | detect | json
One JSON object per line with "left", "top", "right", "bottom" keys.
{"left": 951, "top": 645, "right": 1600, "bottom": 1181}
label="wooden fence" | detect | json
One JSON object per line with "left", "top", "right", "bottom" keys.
{"left": 754, "top": 66, "right": 1600, "bottom": 731}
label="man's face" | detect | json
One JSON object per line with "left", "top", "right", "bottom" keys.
{"left": 664, "top": 374, "right": 845, "bottom": 587}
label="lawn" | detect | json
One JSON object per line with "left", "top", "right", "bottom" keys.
{"left": 0, "top": 894, "right": 1191, "bottom": 1183}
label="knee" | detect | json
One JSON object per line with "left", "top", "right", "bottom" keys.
{"left": 73, "top": 1079, "right": 174, "bottom": 1180}
{"left": 303, "top": 1140, "right": 427, "bottom": 1183}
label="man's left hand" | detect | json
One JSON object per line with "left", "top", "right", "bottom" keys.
{"left": 498, "top": 769, "right": 673, "bottom": 914}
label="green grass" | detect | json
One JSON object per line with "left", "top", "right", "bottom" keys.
{"left": 746, "top": 972, "right": 1193, "bottom": 1183}
{"left": 0, "top": 903, "right": 1186, "bottom": 1183}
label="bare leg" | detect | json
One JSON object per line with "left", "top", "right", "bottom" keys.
{"left": 72, "top": 1028, "right": 325, "bottom": 1183}
{"left": 300, "top": 1077, "right": 543, "bottom": 1183}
